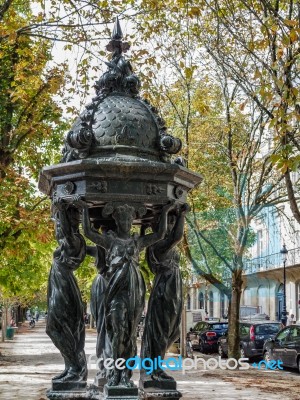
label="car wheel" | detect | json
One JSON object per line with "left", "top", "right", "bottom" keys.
{"left": 218, "top": 344, "right": 225, "bottom": 358}
{"left": 199, "top": 340, "right": 205, "bottom": 354}
{"left": 297, "top": 358, "right": 300, "bottom": 374}
{"left": 264, "top": 350, "right": 271, "bottom": 363}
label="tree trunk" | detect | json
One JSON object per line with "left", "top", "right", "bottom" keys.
{"left": 227, "top": 268, "right": 243, "bottom": 359}
{"left": 1, "top": 305, "right": 7, "bottom": 342}
{"left": 180, "top": 305, "right": 187, "bottom": 357}
{"left": 285, "top": 170, "right": 300, "bottom": 225}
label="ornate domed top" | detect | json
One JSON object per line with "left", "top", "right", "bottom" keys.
{"left": 61, "top": 17, "right": 182, "bottom": 164}
{"left": 92, "top": 95, "right": 158, "bottom": 148}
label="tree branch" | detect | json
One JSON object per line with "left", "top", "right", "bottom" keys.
{"left": 0, "top": 0, "right": 12, "bottom": 21}
{"left": 183, "top": 232, "right": 231, "bottom": 298}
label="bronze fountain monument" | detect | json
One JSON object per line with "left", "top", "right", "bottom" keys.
{"left": 39, "top": 17, "right": 202, "bottom": 400}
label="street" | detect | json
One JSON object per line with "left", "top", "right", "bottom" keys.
{"left": 0, "top": 321, "right": 300, "bottom": 400}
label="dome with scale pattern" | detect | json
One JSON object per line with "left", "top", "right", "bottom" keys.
{"left": 92, "top": 94, "right": 158, "bottom": 149}
{"left": 60, "top": 19, "right": 181, "bottom": 164}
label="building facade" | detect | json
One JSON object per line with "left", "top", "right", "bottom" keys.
{"left": 186, "top": 202, "right": 300, "bottom": 329}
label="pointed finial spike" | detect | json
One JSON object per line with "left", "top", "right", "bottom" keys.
{"left": 112, "top": 16, "right": 123, "bottom": 40}
{"left": 106, "top": 16, "right": 130, "bottom": 55}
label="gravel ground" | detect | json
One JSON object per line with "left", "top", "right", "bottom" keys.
{"left": 0, "top": 321, "right": 299, "bottom": 400}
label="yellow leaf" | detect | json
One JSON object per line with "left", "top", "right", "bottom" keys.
{"left": 290, "top": 29, "right": 298, "bottom": 43}
{"left": 184, "top": 67, "right": 193, "bottom": 80}
{"left": 277, "top": 48, "right": 284, "bottom": 58}
{"left": 239, "top": 101, "right": 247, "bottom": 111}
{"left": 284, "top": 19, "right": 298, "bottom": 27}
{"left": 292, "top": 87, "right": 299, "bottom": 98}
{"left": 270, "top": 25, "right": 278, "bottom": 33}
{"left": 189, "top": 7, "right": 201, "bottom": 16}
{"left": 8, "top": 31, "right": 17, "bottom": 42}
{"left": 254, "top": 68, "right": 261, "bottom": 79}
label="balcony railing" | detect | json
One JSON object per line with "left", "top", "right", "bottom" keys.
{"left": 243, "top": 247, "right": 300, "bottom": 274}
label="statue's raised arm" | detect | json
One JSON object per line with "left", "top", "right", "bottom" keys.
{"left": 52, "top": 198, "right": 82, "bottom": 253}
{"left": 153, "top": 203, "right": 190, "bottom": 254}
{"left": 79, "top": 201, "right": 110, "bottom": 250}
{"left": 138, "top": 202, "right": 175, "bottom": 250}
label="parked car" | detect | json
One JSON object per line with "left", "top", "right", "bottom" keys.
{"left": 263, "top": 324, "right": 300, "bottom": 372}
{"left": 218, "top": 321, "right": 281, "bottom": 360}
{"left": 189, "top": 321, "right": 228, "bottom": 353}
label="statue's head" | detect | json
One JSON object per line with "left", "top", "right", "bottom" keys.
{"left": 52, "top": 204, "right": 80, "bottom": 241}
{"left": 149, "top": 210, "right": 177, "bottom": 236}
{"left": 112, "top": 204, "right": 136, "bottom": 234}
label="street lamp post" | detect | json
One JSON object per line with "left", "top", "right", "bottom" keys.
{"left": 280, "top": 244, "right": 288, "bottom": 326}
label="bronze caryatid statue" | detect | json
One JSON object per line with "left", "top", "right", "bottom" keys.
{"left": 81, "top": 201, "right": 174, "bottom": 388}
{"left": 47, "top": 199, "right": 87, "bottom": 389}
{"left": 39, "top": 16, "right": 202, "bottom": 400}
{"left": 141, "top": 204, "right": 189, "bottom": 384}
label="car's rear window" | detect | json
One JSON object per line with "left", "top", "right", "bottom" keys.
{"left": 290, "top": 327, "right": 300, "bottom": 338}
{"left": 210, "top": 324, "right": 228, "bottom": 330}
{"left": 194, "top": 323, "right": 204, "bottom": 330}
{"left": 255, "top": 324, "right": 281, "bottom": 335}
{"left": 240, "top": 325, "right": 250, "bottom": 335}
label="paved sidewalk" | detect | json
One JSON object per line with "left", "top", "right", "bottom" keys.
{"left": 0, "top": 321, "right": 299, "bottom": 400}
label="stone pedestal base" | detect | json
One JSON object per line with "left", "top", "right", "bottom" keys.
{"left": 139, "top": 378, "right": 176, "bottom": 391}
{"left": 139, "top": 378, "right": 181, "bottom": 400}
{"left": 46, "top": 384, "right": 101, "bottom": 400}
{"left": 94, "top": 376, "right": 107, "bottom": 390}
{"left": 139, "top": 388, "right": 182, "bottom": 400}
{"left": 52, "top": 381, "right": 87, "bottom": 391}
{"left": 46, "top": 383, "right": 182, "bottom": 400}
{"left": 104, "top": 384, "right": 139, "bottom": 400}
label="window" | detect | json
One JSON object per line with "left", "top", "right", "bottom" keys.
{"left": 209, "top": 291, "right": 214, "bottom": 317}
{"left": 211, "top": 323, "right": 228, "bottom": 330}
{"left": 220, "top": 292, "right": 225, "bottom": 317}
{"left": 257, "top": 230, "right": 263, "bottom": 257}
{"left": 243, "top": 288, "right": 251, "bottom": 306}
{"left": 194, "top": 289, "right": 197, "bottom": 309}
{"left": 276, "top": 328, "right": 290, "bottom": 342}
{"left": 240, "top": 325, "right": 250, "bottom": 336}
{"left": 258, "top": 286, "right": 267, "bottom": 313}
{"left": 187, "top": 294, "right": 191, "bottom": 310}
{"left": 289, "top": 219, "right": 300, "bottom": 247}
{"left": 290, "top": 326, "right": 300, "bottom": 339}
{"left": 203, "top": 323, "right": 209, "bottom": 330}
{"left": 255, "top": 324, "right": 281, "bottom": 335}
{"left": 194, "top": 322, "right": 204, "bottom": 331}
{"left": 295, "top": 231, "right": 300, "bottom": 248}
{"left": 199, "top": 292, "right": 204, "bottom": 309}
